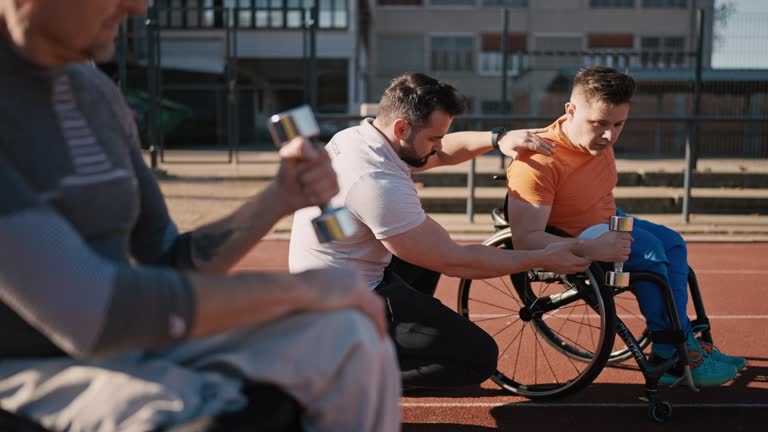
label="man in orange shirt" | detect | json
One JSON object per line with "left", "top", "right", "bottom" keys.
{"left": 505, "top": 66, "right": 745, "bottom": 387}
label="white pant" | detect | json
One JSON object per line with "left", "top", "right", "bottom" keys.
{"left": 0, "top": 310, "right": 401, "bottom": 432}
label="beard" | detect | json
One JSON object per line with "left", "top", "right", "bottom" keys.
{"left": 399, "top": 131, "right": 436, "bottom": 168}
{"left": 402, "top": 149, "right": 436, "bottom": 168}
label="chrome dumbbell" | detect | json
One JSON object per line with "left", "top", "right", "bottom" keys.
{"left": 605, "top": 215, "right": 633, "bottom": 287}
{"left": 267, "top": 105, "right": 356, "bottom": 243}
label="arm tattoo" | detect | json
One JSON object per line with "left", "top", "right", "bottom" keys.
{"left": 191, "top": 229, "right": 234, "bottom": 262}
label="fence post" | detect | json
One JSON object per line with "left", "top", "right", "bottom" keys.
{"left": 309, "top": 4, "right": 318, "bottom": 110}
{"left": 225, "top": 6, "right": 238, "bottom": 165}
{"left": 682, "top": 8, "right": 705, "bottom": 223}
{"left": 467, "top": 158, "right": 476, "bottom": 223}
{"left": 146, "top": 6, "right": 159, "bottom": 170}
{"left": 499, "top": 8, "right": 510, "bottom": 170}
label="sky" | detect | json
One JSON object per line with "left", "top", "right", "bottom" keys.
{"left": 711, "top": 0, "right": 768, "bottom": 69}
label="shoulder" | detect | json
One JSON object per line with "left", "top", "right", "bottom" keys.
{"left": 68, "top": 63, "right": 121, "bottom": 99}
{"left": 67, "top": 64, "right": 138, "bottom": 145}
{"left": 510, "top": 150, "right": 561, "bottom": 174}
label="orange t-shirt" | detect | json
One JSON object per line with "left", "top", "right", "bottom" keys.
{"left": 506, "top": 115, "right": 617, "bottom": 237}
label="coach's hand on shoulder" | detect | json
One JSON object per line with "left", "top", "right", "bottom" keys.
{"left": 274, "top": 137, "right": 340, "bottom": 214}
{"left": 539, "top": 241, "right": 591, "bottom": 274}
{"left": 294, "top": 267, "right": 388, "bottom": 339}
{"left": 498, "top": 128, "right": 555, "bottom": 157}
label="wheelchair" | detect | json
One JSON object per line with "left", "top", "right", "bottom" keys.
{"left": 456, "top": 181, "right": 715, "bottom": 423}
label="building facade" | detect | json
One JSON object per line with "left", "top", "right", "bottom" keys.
{"left": 369, "top": 0, "right": 712, "bottom": 115}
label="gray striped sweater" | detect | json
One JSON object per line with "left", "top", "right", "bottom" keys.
{"left": 0, "top": 37, "right": 196, "bottom": 359}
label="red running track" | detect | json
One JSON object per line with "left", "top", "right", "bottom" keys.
{"left": 235, "top": 241, "right": 768, "bottom": 431}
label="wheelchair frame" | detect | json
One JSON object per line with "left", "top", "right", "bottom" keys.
{"left": 457, "top": 187, "right": 714, "bottom": 423}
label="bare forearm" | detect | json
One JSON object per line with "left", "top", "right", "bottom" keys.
{"left": 434, "top": 131, "right": 493, "bottom": 167}
{"left": 519, "top": 230, "right": 573, "bottom": 250}
{"left": 517, "top": 230, "right": 591, "bottom": 258}
{"left": 429, "top": 244, "right": 544, "bottom": 280}
{"left": 187, "top": 271, "right": 311, "bottom": 338}
{"left": 189, "top": 182, "right": 289, "bottom": 273}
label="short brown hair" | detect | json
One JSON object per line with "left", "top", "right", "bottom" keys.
{"left": 573, "top": 66, "right": 636, "bottom": 105}
{"left": 377, "top": 73, "right": 467, "bottom": 128}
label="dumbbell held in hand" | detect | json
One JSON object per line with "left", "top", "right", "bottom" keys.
{"left": 605, "top": 215, "right": 633, "bottom": 287}
{"left": 267, "top": 105, "right": 356, "bottom": 243}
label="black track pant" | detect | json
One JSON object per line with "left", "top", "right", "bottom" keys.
{"left": 374, "top": 256, "right": 498, "bottom": 388}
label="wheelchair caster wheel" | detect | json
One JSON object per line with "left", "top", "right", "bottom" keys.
{"left": 648, "top": 400, "right": 672, "bottom": 423}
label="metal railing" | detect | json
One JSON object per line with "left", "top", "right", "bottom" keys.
{"left": 113, "top": 7, "right": 767, "bottom": 223}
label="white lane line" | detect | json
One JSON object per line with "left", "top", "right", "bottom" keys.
{"left": 401, "top": 402, "right": 768, "bottom": 408}
{"left": 470, "top": 314, "right": 768, "bottom": 319}
{"left": 694, "top": 270, "right": 768, "bottom": 275}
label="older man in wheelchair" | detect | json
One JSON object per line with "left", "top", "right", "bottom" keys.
{"left": 502, "top": 66, "right": 745, "bottom": 390}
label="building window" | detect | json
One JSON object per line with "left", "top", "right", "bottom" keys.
{"left": 430, "top": 0, "right": 475, "bottom": 6}
{"left": 587, "top": 33, "right": 633, "bottom": 49}
{"left": 585, "top": 33, "right": 633, "bottom": 68}
{"left": 642, "top": 0, "right": 686, "bottom": 8}
{"left": 378, "top": 0, "right": 422, "bottom": 5}
{"left": 154, "top": 0, "right": 349, "bottom": 29}
{"left": 589, "top": 0, "right": 634, "bottom": 8}
{"left": 430, "top": 36, "right": 475, "bottom": 73}
{"left": 479, "top": 33, "right": 527, "bottom": 75}
{"left": 482, "top": 0, "right": 527, "bottom": 7}
{"left": 532, "top": 35, "right": 582, "bottom": 68}
{"left": 641, "top": 36, "right": 687, "bottom": 68}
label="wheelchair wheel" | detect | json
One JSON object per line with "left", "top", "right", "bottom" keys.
{"left": 457, "top": 228, "right": 616, "bottom": 400}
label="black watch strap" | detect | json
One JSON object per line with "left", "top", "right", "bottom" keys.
{"left": 491, "top": 127, "right": 506, "bottom": 150}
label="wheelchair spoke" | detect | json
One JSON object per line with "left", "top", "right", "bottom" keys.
{"left": 586, "top": 303, "right": 599, "bottom": 352}
{"left": 472, "top": 313, "right": 519, "bottom": 323}
{"left": 549, "top": 315, "right": 602, "bottom": 330}
{"left": 475, "top": 277, "right": 521, "bottom": 307}
{"left": 537, "top": 281, "right": 560, "bottom": 298}
{"left": 501, "top": 322, "right": 526, "bottom": 360}
{"left": 533, "top": 323, "right": 560, "bottom": 384}
{"left": 499, "top": 276, "right": 519, "bottom": 306}
{"left": 510, "top": 323, "right": 529, "bottom": 382}
{"left": 499, "top": 323, "right": 527, "bottom": 379}
{"left": 468, "top": 296, "right": 519, "bottom": 314}
{"left": 548, "top": 325, "right": 599, "bottom": 355}
{"left": 553, "top": 299, "right": 580, "bottom": 335}
{"left": 491, "top": 316, "right": 523, "bottom": 338}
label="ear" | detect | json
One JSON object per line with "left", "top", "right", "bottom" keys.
{"left": 392, "top": 118, "right": 410, "bottom": 141}
{"left": 565, "top": 101, "right": 575, "bottom": 119}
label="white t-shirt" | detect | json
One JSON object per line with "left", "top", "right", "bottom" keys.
{"left": 288, "top": 118, "right": 426, "bottom": 288}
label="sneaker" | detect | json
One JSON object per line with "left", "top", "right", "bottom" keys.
{"left": 697, "top": 339, "right": 747, "bottom": 371}
{"left": 689, "top": 324, "right": 747, "bottom": 371}
{"left": 654, "top": 333, "right": 738, "bottom": 387}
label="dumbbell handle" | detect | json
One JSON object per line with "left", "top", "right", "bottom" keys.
{"left": 606, "top": 216, "right": 633, "bottom": 287}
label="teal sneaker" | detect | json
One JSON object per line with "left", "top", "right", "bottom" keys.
{"left": 689, "top": 324, "right": 747, "bottom": 371}
{"left": 697, "top": 339, "right": 747, "bottom": 371}
{"left": 653, "top": 333, "right": 738, "bottom": 387}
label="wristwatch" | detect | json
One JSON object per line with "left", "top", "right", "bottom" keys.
{"left": 491, "top": 127, "right": 507, "bottom": 150}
